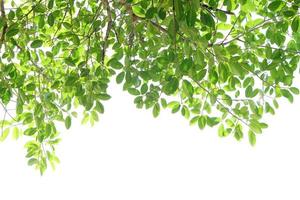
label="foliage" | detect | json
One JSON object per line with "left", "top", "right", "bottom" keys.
{"left": 0, "top": 0, "right": 300, "bottom": 174}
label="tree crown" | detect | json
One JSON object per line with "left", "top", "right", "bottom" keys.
{"left": 0, "top": 0, "right": 300, "bottom": 174}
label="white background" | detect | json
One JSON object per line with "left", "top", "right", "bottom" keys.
{"left": 0, "top": 81, "right": 300, "bottom": 200}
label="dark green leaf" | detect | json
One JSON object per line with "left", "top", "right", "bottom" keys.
{"left": 291, "top": 17, "right": 299, "bottom": 33}
{"left": 200, "top": 11, "right": 215, "bottom": 28}
{"left": 6, "top": 28, "right": 19, "bottom": 37}
{"left": 31, "top": 40, "right": 43, "bottom": 48}
{"left": 162, "top": 76, "right": 179, "bottom": 95}
{"left": 268, "top": 1, "right": 283, "bottom": 11}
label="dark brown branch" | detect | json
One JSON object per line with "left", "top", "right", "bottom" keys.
{"left": 149, "top": 20, "right": 168, "bottom": 33}
{"left": 200, "top": 3, "right": 235, "bottom": 15}
{"left": 120, "top": 0, "right": 138, "bottom": 23}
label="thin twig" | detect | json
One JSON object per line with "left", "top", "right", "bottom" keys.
{"left": 220, "top": 15, "right": 240, "bottom": 45}
{"left": 200, "top": 3, "right": 235, "bottom": 15}
{"left": 0, "top": 102, "right": 17, "bottom": 122}
{"left": 193, "top": 80, "right": 252, "bottom": 129}
{"left": 219, "top": 18, "right": 273, "bottom": 46}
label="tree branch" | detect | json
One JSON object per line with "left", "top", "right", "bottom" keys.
{"left": 0, "top": 102, "right": 17, "bottom": 122}
{"left": 200, "top": 3, "right": 235, "bottom": 15}
{"left": 220, "top": 15, "right": 240, "bottom": 45}
{"left": 192, "top": 79, "right": 252, "bottom": 130}
{"left": 219, "top": 18, "right": 273, "bottom": 46}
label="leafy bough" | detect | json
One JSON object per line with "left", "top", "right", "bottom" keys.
{"left": 0, "top": 0, "right": 300, "bottom": 174}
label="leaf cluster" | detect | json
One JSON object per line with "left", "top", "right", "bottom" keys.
{"left": 0, "top": 0, "right": 300, "bottom": 173}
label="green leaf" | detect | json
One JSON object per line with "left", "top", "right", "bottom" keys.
{"left": 95, "top": 101, "right": 105, "bottom": 114}
{"left": 6, "top": 28, "right": 19, "bottom": 37}
{"left": 28, "top": 158, "right": 38, "bottom": 166}
{"left": 193, "top": 69, "right": 207, "bottom": 81}
{"left": 31, "top": 40, "right": 43, "bottom": 48}
{"left": 167, "top": 18, "right": 179, "bottom": 39}
{"left": 24, "top": 128, "right": 37, "bottom": 136}
{"left": 291, "top": 17, "right": 299, "bottom": 33}
{"left": 108, "top": 58, "right": 123, "bottom": 69}
{"left": 249, "top": 120, "right": 262, "bottom": 134}
{"left": 152, "top": 103, "right": 160, "bottom": 118}
{"left": 65, "top": 116, "right": 72, "bottom": 129}
{"left": 268, "top": 1, "right": 283, "bottom": 11}
{"left": 48, "top": 13, "right": 55, "bottom": 26}
{"left": 48, "top": 0, "right": 54, "bottom": 9}
{"left": 91, "top": 111, "right": 99, "bottom": 122}
{"left": 145, "top": 7, "right": 156, "bottom": 19}
{"left": 234, "top": 125, "right": 243, "bottom": 141}
{"left": 198, "top": 116, "right": 207, "bottom": 130}
{"left": 0, "top": 128, "right": 10, "bottom": 142}
{"left": 161, "top": 98, "right": 167, "bottom": 109}
{"left": 162, "top": 76, "right": 179, "bottom": 95}
{"left": 171, "top": 103, "right": 181, "bottom": 113}
{"left": 281, "top": 89, "right": 294, "bottom": 103}
{"left": 216, "top": 11, "right": 227, "bottom": 22}
{"left": 179, "top": 58, "right": 192, "bottom": 74}
{"left": 190, "top": 116, "right": 199, "bottom": 126}
{"left": 158, "top": 8, "right": 166, "bottom": 20}
{"left": 200, "top": 11, "right": 215, "bottom": 28}
{"left": 128, "top": 88, "right": 140, "bottom": 96}
{"left": 181, "top": 106, "right": 190, "bottom": 119}
{"left": 12, "top": 127, "right": 20, "bottom": 140}
{"left": 168, "top": 101, "right": 180, "bottom": 113}
{"left": 140, "top": 83, "right": 148, "bottom": 94}
{"left": 34, "top": 3, "right": 46, "bottom": 13}
{"left": 174, "top": 0, "right": 184, "bottom": 20}
{"left": 218, "top": 124, "right": 226, "bottom": 137}
{"left": 132, "top": 5, "right": 145, "bottom": 18}
{"left": 290, "top": 87, "right": 300, "bottom": 95}
{"left": 209, "top": 70, "right": 218, "bottom": 84}
{"left": 248, "top": 131, "right": 256, "bottom": 146}
{"left": 245, "top": 86, "right": 253, "bottom": 98}
{"left": 116, "top": 72, "right": 125, "bottom": 84}
{"left": 283, "top": 10, "right": 296, "bottom": 18}
{"left": 98, "top": 93, "right": 111, "bottom": 100}
{"left": 207, "top": 117, "right": 220, "bottom": 127}
{"left": 182, "top": 80, "right": 194, "bottom": 98}
{"left": 186, "top": 8, "right": 196, "bottom": 27}
{"left": 8, "top": 11, "right": 15, "bottom": 20}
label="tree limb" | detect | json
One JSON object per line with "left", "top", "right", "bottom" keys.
{"left": 200, "top": 3, "right": 235, "bottom": 15}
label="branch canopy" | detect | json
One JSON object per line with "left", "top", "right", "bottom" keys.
{"left": 0, "top": 0, "right": 300, "bottom": 174}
